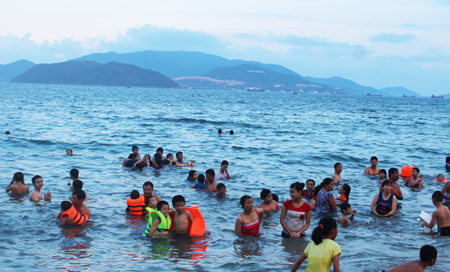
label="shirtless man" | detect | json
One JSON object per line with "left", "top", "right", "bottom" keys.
{"left": 143, "top": 181, "right": 162, "bottom": 202}
{"left": 257, "top": 189, "right": 281, "bottom": 211}
{"left": 441, "top": 182, "right": 450, "bottom": 205}
{"left": 332, "top": 162, "right": 342, "bottom": 183}
{"left": 364, "top": 156, "right": 380, "bottom": 175}
{"left": 29, "top": 175, "right": 51, "bottom": 202}
{"left": 379, "top": 168, "right": 403, "bottom": 200}
{"left": 205, "top": 169, "right": 218, "bottom": 192}
{"left": 172, "top": 195, "right": 195, "bottom": 234}
{"left": 72, "top": 190, "right": 91, "bottom": 219}
{"left": 384, "top": 245, "right": 437, "bottom": 272}
{"left": 6, "top": 172, "right": 29, "bottom": 194}
{"left": 422, "top": 191, "right": 450, "bottom": 236}
{"left": 176, "top": 151, "right": 184, "bottom": 164}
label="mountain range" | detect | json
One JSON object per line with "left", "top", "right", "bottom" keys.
{"left": 0, "top": 60, "right": 35, "bottom": 82}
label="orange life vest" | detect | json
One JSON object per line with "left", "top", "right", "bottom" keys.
{"left": 336, "top": 195, "right": 348, "bottom": 202}
{"left": 61, "top": 205, "right": 87, "bottom": 225}
{"left": 127, "top": 195, "right": 145, "bottom": 216}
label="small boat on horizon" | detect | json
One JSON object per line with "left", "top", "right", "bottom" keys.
{"left": 366, "top": 93, "right": 382, "bottom": 97}
{"left": 431, "top": 94, "right": 444, "bottom": 98}
{"left": 403, "top": 95, "right": 415, "bottom": 97}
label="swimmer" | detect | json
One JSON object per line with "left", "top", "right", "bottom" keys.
{"left": 378, "top": 169, "right": 387, "bottom": 183}
{"left": 436, "top": 174, "right": 446, "bottom": 183}
{"left": 372, "top": 180, "right": 397, "bottom": 217}
{"left": 280, "top": 182, "right": 312, "bottom": 238}
{"left": 172, "top": 195, "right": 195, "bottom": 234}
{"left": 382, "top": 245, "right": 437, "bottom": 272}
{"left": 145, "top": 195, "right": 158, "bottom": 214}
{"left": 404, "top": 167, "right": 423, "bottom": 188}
{"left": 71, "top": 190, "right": 91, "bottom": 219}
{"left": 364, "top": 156, "right": 380, "bottom": 175}
{"left": 29, "top": 175, "right": 51, "bottom": 202}
{"left": 257, "top": 189, "right": 281, "bottom": 211}
{"left": 176, "top": 151, "right": 184, "bottom": 164}
{"left": 218, "top": 129, "right": 223, "bottom": 135}
{"left": 6, "top": 172, "right": 29, "bottom": 194}
{"left": 332, "top": 162, "right": 342, "bottom": 183}
{"left": 58, "top": 201, "right": 87, "bottom": 225}
{"left": 153, "top": 153, "right": 163, "bottom": 167}
{"left": 148, "top": 201, "right": 171, "bottom": 236}
{"left": 214, "top": 183, "right": 227, "bottom": 197}
{"left": 421, "top": 191, "right": 450, "bottom": 236}
{"left": 67, "top": 168, "right": 81, "bottom": 186}
{"left": 162, "top": 153, "right": 183, "bottom": 166}
{"left": 379, "top": 168, "right": 403, "bottom": 200}
{"left": 126, "top": 190, "right": 146, "bottom": 216}
{"left": 215, "top": 160, "right": 231, "bottom": 180}
{"left": 336, "top": 184, "right": 350, "bottom": 203}
{"left": 155, "top": 147, "right": 166, "bottom": 160}
{"left": 5, "top": 131, "right": 10, "bottom": 134}
{"left": 441, "top": 181, "right": 450, "bottom": 204}
{"left": 190, "top": 174, "right": 206, "bottom": 190}
{"left": 143, "top": 181, "right": 162, "bottom": 202}
{"left": 186, "top": 170, "right": 198, "bottom": 182}
{"left": 205, "top": 169, "right": 218, "bottom": 192}
{"left": 230, "top": 130, "right": 234, "bottom": 135}
{"left": 338, "top": 202, "right": 356, "bottom": 225}
{"left": 66, "top": 149, "right": 73, "bottom": 155}
{"left": 122, "top": 146, "right": 140, "bottom": 165}
{"left": 302, "top": 179, "right": 316, "bottom": 198}
{"left": 235, "top": 195, "right": 264, "bottom": 235}
{"left": 133, "top": 154, "right": 152, "bottom": 168}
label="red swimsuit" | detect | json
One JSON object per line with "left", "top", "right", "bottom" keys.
{"left": 240, "top": 209, "right": 260, "bottom": 235}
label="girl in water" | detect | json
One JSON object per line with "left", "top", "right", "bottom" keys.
{"left": 291, "top": 217, "right": 341, "bottom": 272}
{"left": 335, "top": 184, "right": 350, "bottom": 203}
{"left": 316, "top": 178, "right": 337, "bottom": 213}
{"left": 186, "top": 170, "right": 198, "bottom": 182}
{"left": 235, "top": 195, "right": 264, "bottom": 235}
{"left": 378, "top": 169, "right": 387, "bottom": 183}
{"left": 133, "top": 154, "right": 152, "bottom": 168}
{"left": 371, "top": 180, "right": 397, "bottom": 217}
{"left": 404, "top": 167, "right": 423, "bottom": 188}
{"left": 280, "top": 182, "right": 312, "bottom": 238}
{"left": 309, "top": 186, "right": 323, "bottom": 207}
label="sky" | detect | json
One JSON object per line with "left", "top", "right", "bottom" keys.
{"left": 1, "top": 0, "right": 449, "bottom": 95}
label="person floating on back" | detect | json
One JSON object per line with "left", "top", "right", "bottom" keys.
{"left": 6, "top": 172, "right": 29, "bottom": 194}
{"left": 364, "top": 156, "right": 380, "bottom": 175}
{"left": 146, "top": 201, "right": 171, "bottom": 237}
{"left": 257, "top": 189, "right": 281, "bottom": 211}
{"left": 421, "top": 191, "right": 450, "bottom": 236}
{"left": 29, "top": 175, "right": 51, "bottom": 202}
{"left": 58, "top": 201, "right": 87, "bottom": 225}
{"left": 338, "top": 202, "right": 356, "bottom": 225}
{"left": 382, "top": 245, "right": 437, "bottom": 272}
{"left": 126, "top": 190, "right": 146, "bottom": 216}
{"left": 172, "top": 195, "right": 195, "bottom": 234}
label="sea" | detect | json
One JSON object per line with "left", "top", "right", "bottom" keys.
{"left": 0, "top": 83, "right": 449, "bottom": 271}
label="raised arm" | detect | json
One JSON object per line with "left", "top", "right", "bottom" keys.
{"left": 6, "top": 179, "right": 14, "bottom": 192}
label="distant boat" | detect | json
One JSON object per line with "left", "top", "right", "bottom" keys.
{"left": 366, "top": 93, "right": 382, "bottom": 97}
{"left": 247, "top": 88, "right": 264, "bottom": 92}
{"left": 333, "top": 92, "right": 345, "bottom": 95}
{"left": 431, "top": 94, "right": 444, "bottom": 98}
{"left": 403, "top": 95, "right": 415, "bottom": 97}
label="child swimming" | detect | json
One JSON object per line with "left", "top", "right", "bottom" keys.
{"left": 404, "top": 167, "right": 423, "bottom": 188}
{"left": 421, "top": 191, "right": 450, "bottom": 236}
{"left": 335, "top": 184, "right": 350, "bottom": 203}
{"left": 257, "top": 189, "right": 281, "bottom": 211}
{"left": 435, "top": 174, "right": 447, "bottom": 183}
{"left": 338, "top": 202, "right": 356, "bottom": 225}
{"left": 190, "top": 174, "right": 206, "bottom": 190}
{"left": 147, "top": 201, "right": 171, "bottom": 236}
{"left": 172, "top": 195, "right": 195, "bottom": 234}
{"left": 291, "top": 217, "right": 341, "bottom": 272}
{"left": 214, "top": 183, "right": 227, "bottom": 197}
{"left": 378, "top": 169, "right": 387, "bottom": 183}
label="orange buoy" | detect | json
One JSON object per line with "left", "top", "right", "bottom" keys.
{"left": 401, "top": 165, "right": 415, "bottom": 178}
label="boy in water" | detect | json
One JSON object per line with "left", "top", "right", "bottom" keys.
{"left": 69, "top": 180, "right": 89, "bottom": 201}
{"left": 172, "top": 195, "right": 195, "bottom": 234}
{"left": 122, "top": 146, "right": 140, "bottom": 165}
{"left": 72, "top": 190, "right": 91, "bottom": 219}
{"left": 67, "top": 168, "right": 81, "bottom": 186}
{"left": 163, "top": 153, "right": 183, "bottom": 166}
{"left": 332, "top": 162, "right": 342, "bottom": 183}
{"left": 257, "top": 189, "right": 281, "bottom": 211}
{"left": 383, "top": 245, "right": 437, "bottom": 272}
{"left": 338, "top": 202, "right": 356, "bottom": 225}
{"left": 215, "top": 160, "right": 231, "bottom": 180}
{"left": 205, "top": 169, "right": 218, "bottom": 192}
{"left": 422, "top": 191, "right": 450, "bottom": 236}
{"left": 148, "top": 201, "right": 172, "bottom": 236}
{"left": 6, "top": 172, "right": 29, "bottom": 194}
{"left": 176, "top": 151, "right": 184, "bottom": 164}
{"left": 214, "top": 183, "right": 227, "bottom": 197}
{"left": 364, "top": 156, "right": 380, "bottom": 175}
{"left": 29, "top": 175, "right": 51, "bottom": 202}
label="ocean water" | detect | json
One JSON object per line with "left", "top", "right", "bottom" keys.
{"left": 0, "top": 83, "right": 449, "bottom": 271}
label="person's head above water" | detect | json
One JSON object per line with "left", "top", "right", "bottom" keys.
{"left": 321, "top": 178, "right": 334, "bottom": 191}
{"left": 172, "top": 195, "right": 185, "bottom": 208}
{"left": 239, "top": 195, "right": 253, "bottom": 210}
{"left": 166, "top": 153, "right": 174, "bottom": 160}
{"left": 334, "top": 162, "right": 342, "bottom": 173}
{"left": 66, "top": 149, "right": 73, "bottom": 155}
{"left": 205, "top": 169, "right": 215, "bottom": 179}
{"left": 432, "top": 191, "right": 444, "bottom": 203}
{"left": 436, "top": 174, "right": 445, "bottom": 181}
{"left": 143, "top": 181, "right": 154, "bottom": 197}
{"left": 72, "top": 189, "right": 86, "bottom": 202}
{"left": 176, "top": 151, "right": 183, "bottom": 161}
{"left": 13, "top": 172, "right": 24, "bottom": 182}
{"left": 187, "top": 170, "right": 197, "bottom": 181}
{"left": 132, "top": 146, "right": 139, "bottom": 154}
{"left": 153, "top": 153, "right": 162, "bottom": 166}
{"left": 5, "top": 131, "right": 10, "bottom": 135}
{"left": 73, "top": 180, "right": 83, "bottom": 190}
{"left": 388, "top": 168, "right": 399, "bottom": 181}
{"left": 156, "top": 147, "right": 163, "bottom": 155}
{"left": 61, "top": 200, "right": 72, "bottom": 211}
{"left": 70, "top": 169, "right": 79, "bottom": 179}
{"left": 157, "top": 200, "right": 169, "bottom": 212}
{"left": 260, "top": 189, "right": 272, "bottom": 200}
{"left": 230, "top": 130, "right": 234, "bottom": 135}
{"left": 446, "top": 157, "right": 450, "bottom": 164}
{"left": 197, "top": 174, "right": 205, "bottom": 184}
{"left": 128, "top": 153, "right": 138, "bottom": 160}
{"left": 420, "top": 245, "right": 437, "bottom": 264}
{"left": 31, "top": 175, "right": 42, "bottom": 185}
{"left": 130, "top": 190, "right": 140, "bottom": 199}
{"left": 370, "top": 156, "right": 378, "bottom": 166}
{"left": 218, "top": 129, "right": 223, "bottom": 134}
{"left": 339, "top": 184, "right": 351, "bottom": 201}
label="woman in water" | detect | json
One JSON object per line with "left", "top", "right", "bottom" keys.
{"left": 371, "top": 180, "right": 397, "bottom": 217}
{"left": 291, "top": 217, "right": 341, "bottom": 272}
{"left": 235, "top": 195, "right": 264, "bottom": 235}
{"left": 404, "top": 167, "right": 423, "bottom": 188}
{"left": 335, "top": 184, "right": 350, "bottom": 203}
{"left": 186, "top": 170, "right": 198, "bottom": 182}
{"left": 133, "top": 154, "right": 152, "bottom": 168}
{"left": 316, "top": 178, "right": 337, "bottom": 213}
{"left": 280, "top": 182, "right": 312, "bottom": 238}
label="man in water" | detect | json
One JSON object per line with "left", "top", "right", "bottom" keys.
{"left": 364, "top": 156, "right": 380, "bottom": 175}
{"left": 29, "top": 175, "right": 51, "bottom": 202}
{"left": 6, "top": 172, "right": 29, "bottom": 194}
{"left": 72, "top": 190, "right": 90, "bottom": 219}
{"left": 332, "top": 162, "right": 342, "bottom": 183}
{"left": 143, "top": 181, "right": 162, "bottom": 202}
{"left": 176, "top": 151, "right": 184, "bottom": 164}
{"left": 379, "top": 168, "right": 403, "bottom": 200}
{"left": 66, "top": 149, "right": 73, "bottom": 155}
{"left": 382, "top": 245, "right": 437, "bottom": 272}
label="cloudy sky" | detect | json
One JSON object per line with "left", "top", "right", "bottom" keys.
{"left": 1, "top": 0, "right": 449, "bottom": 95}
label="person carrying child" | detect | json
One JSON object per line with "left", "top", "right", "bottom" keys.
{"left": 421, "top": 191, "right": 450, "bottom": 236}
{"left": 338, "top": 203, "right": 356, "bottom": 225}
{"left": 58, "top": 201, "right": 88, "bottom": 225}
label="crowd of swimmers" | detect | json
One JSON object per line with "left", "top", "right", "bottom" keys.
{"left": 5, "top": 147, "right": 450, "bottom": 271}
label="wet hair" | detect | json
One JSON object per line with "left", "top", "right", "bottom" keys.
{"left": 130, "top": 190, "right": 140, "bottom": 199}
{"left": 321, "top": 178, "right": 333, "bottom": 187}
{"left": 370, "top": 156, "right": 378, "bottom": 162}
{"left": 153, "top": 153, "right": 162, "bottom": 166}
{"left": 145, "top": 195, "right": 156, "bottom": 206}
{"left": 437, "top": 174, "right": 444, "bottom": 178}
{"left": 313, "top": 185, "right": 323, "bottom": 197}
{"left": 260, "top": 189, "right": 271, "bottom": 200}
{"left": 66, "top": 149, "right": 73, "bottom": 154}
{"left": 72, "top": 190, "right": 86, "bottom": 201}
{"left": 206, "top": 169, "right": 215, "bottom": 177}
{"left": 5, "top": 131, "right": 10, "bottom": 134}
{"left": 167, "top": 153, "right": 173, "bottom": 158}
{"left": 272, "top": 193, "right": 279, "bottom": 202}
{"left": 312, "top": 217, "right": 337, "bottom": 245}
{"left": 432, "top": 191, "right": 443, "bottom": 202}
{"left": 143, "top": 181, "right": 154, "bottom": 189}
{"left": 340, "top": 202, "right": 351, "bottom": 213}
{"left": 290, "top": 182, "right": 305, "bottom": 192}
{"left": 128, "top": 153, "right": 138, "bottom": 160}
{"left": 306, "top": 179, "right": 315, "bottom": 186}
{"left": 230, "top": 130, "right": 234, "bottom": 135}
{"left": 412, "top": 167, "right": 420, "bottom": 173}
{"left": 176, "top": 151, "right": 183, "bottom": 158}
{"left": 388, "top": 168, "right": 398, "bottom": 178}
{"left": 70, "top": 169, "right": 79, "bottom": 179}
{"left": 157, "top": 200, "right": 169, "bottom": 211}
{"left": 218, "top": 129, "right": 223, "bottom": 134}
{"left": 73, "top": 180, "right": 83, "bottom": 190}
{"left": 187, "top": 170, "right": 197, "bottom": 181}
{"left": 342, "top": 184, "right": 351, "bottom": 202}
{"left": 379, "top": 169, "right": 387, "bottom": 175}
{"left": 144, "top": 154, "right": 151, "bottom": 160}
{"left": 382, "top": 179, "right": 393, "bottom": 187}
{"left": 32, "top": 175, "right": 42, "bottom": 185}
{"left": 446, "top": 157, "right": 450, "bottom": 164}
{"left": 14, "top": 172, "right": 24, "bottom": 182}
{"left": 239, "top": 195, "right": 252, "bottom": 207}
{"left": 221, "top": 160, "right": 229, "bottom": 166}
{"left": 334, "top": 162, "right": 342, "bottom": 169}
{"left": 61, "top": 201, "right": 72, "bottom": 211}
{"left": 197, "top": 174, "right": 205, "bottom": 184}
{"left": 132, "top": 145, "right": 139, "bottom": 151}
{"left": 420, "top": 245, "right": 437, "bottom": 262}
{"left": 156, "top": 147, "right": 163, "bottom": 153}
{"left": 217, "top": 183, "right": 226, "bottom": 190}
{"left": 172, "top": 195, "right": 185, "bottom": 207}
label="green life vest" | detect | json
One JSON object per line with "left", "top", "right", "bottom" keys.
{"left": 143, "top": 210, "right": 171, "bottom": 236}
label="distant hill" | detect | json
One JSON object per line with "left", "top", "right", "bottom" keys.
{"left": 379, "top": 87, "right": 421, "bottom": 97}
{"left": 11, "top": 61, "right": 179, "bottom": 88}
{"left": 72, "top": 50, "right": 300, "bottom": 78}
{"left": 305, "top": 76, "right": 383, "bottom": 96}
{"left": 0, "top": 60, "right": 35, "bottom": 82}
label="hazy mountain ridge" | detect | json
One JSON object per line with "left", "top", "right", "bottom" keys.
{"left": 0, "top": 60, "right": 35, "bottom": 82}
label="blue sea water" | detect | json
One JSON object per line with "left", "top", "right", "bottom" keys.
{"left": 0, "top": 83, "right": 449, "bottom": 271}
